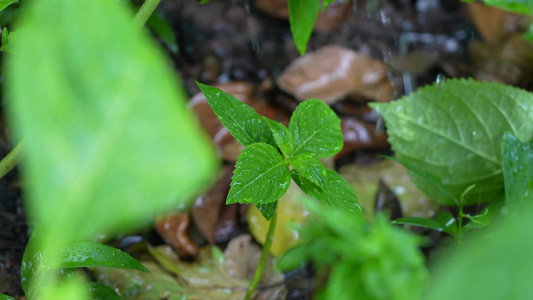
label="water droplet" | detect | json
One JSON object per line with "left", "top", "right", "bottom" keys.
{"left": 96, "top": 248, "right": 102, "bottom": 253}
{"left": 72, "top": 252, "right": 77, "bottom": 257}
{"left": 436, "top": 73, "right": 446, "bottom": 89}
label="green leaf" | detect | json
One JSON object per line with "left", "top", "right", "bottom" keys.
{"left": 371, "top": 79, "right": 533, "bottom": 205}
{"left": 262, "top": 116, "right": 293, "bottom": 156}
{"left": 7, "top": 0, "right": 217, "bottom": 293}
{"left": 53, "top": 242, "right": 148, "bottom": 272}
{"left": 147, "top": 11, "right": 178, "bottom": 54}
{"left": 502, "top": 132, "right": 533, "bottom": 211}
{"left": 289, "top": 155, "right": 327, "bottom": 188}
{"left": 89, "top": 282, "right": 121, "bottom": 300}
{"left": 227, "top": 143, "right": 290, "bottom": 205}
{"left": 393, "top": 211, "right": 457, "bottom": 237}
{"left": 197, "top": 82, "right": 275, "bottom": 147}
{"left": 289, "top": 99, "right": 343, "bottom": 158}
{"left": 0, "top": 294, "right": 16, "bottom": 300}
{"left": 0, "top": 0, "right": 17, "bottom": 12}
{"left": 288, "top": 0, "right": 320, "bottom": 55}
{"left": 256, "top": 202, "right": 277, "bottom": 220}
{"left": 292, "top": 169, "right": 362, "bottom": 216}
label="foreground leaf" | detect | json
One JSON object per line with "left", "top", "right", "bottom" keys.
{"left": 227, "top": 143, "right": 291, "bottom": 205}
{"left": 425, "top": 207, "right": 533, "bottom": 299}
{"left": 289, "top": 99, "right": 343, "bottom": 158}
{"left": 197, "top": 82, "right": 275, "bottom": 147}
{"left": 278, "top": 200, "right": 427, "bottom": 300}
{"left": 289, "top": 155, "right": 327, "bottom": 188}
{"left": 7, "top": 0, "right": 217, "bottom": 295}
{"left": 263, "top": 117, "right": 293, "bottom": 156}
{"left": 371, "top": 79, "right": 533, "bottom": 205}
{"left": 288, "top": 0, "right": 320, "bottom": 55}
{"left": 292, "top": 169, "right": 362, "bottom": 216}
{"left": 501, "top": 132, "right": 533, "bottom": 211}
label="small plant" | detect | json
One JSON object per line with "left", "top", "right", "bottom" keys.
{"left": 197, "top": 82, "right": 363, "bottom": 299}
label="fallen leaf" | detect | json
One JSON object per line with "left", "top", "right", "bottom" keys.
{"left": 154, "top": 213, "right": 199, "bottom": 259}
{"left": 224, "top": 235, "right": 286, "bottom": 299}
{"left": 276, "top": 45, "right": 392, "bottom": 104}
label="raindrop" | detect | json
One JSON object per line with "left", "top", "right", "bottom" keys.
{"left": 96, "top": 248, "right": 102, "bottom": 253}
{"left": 245, "top": 0, "right": 260, "bottom": 52}
{"left": 436, "top": 73, "right": 446, "bottom": 89}
{"left": 72, "top": 252, "right": 77, "bottom": 257}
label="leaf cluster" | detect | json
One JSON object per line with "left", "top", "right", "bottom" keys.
{"left": 278, "top": 199, "right": 427, "bottom": 300}
{"left": 197, "top": 83, "right": 362, "bottom": 220}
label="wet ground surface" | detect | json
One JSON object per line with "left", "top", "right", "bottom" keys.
{"left": 1, "top": 0, "right": 533, "bottom": 298}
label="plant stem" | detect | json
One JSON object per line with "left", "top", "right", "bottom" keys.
{"left": 0, "top": 139, "right": 25, "bottom": 180}
{"left": 245, "top": 206, "right": 278, "bottom": 300}
{"left": 133, "top": 0, "right": 161, "bottom": 27}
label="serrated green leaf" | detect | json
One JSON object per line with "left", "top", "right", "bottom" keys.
{"left": 288, "top": 0, "right": 320, "bottom": 55}
{"left": 502, "top": 132, "right": 533, "bottom": 211}
{"left": 292, "top": 169, "right": 362, "bottom": 216}
{"left": 197, "top": 82, "right": 275, "bottom": 147}
{"left": 289, "top": 99, "right": 343, "bottom": 158}
{"left": 256, "top": 202, "right": 277, "bottom": 220}
{"left": 52, "top": 242, "right": 148, "bottom": 272}
{"left": 371, "top": 79, "right": 533, "bottom": 205}
{"left": 0, "top": 0, "right": 17, "bottom": 12}
{"left": 393, "top": 211, "right": 457, "bottom": 237}
{"left": 228, "top": 143, "right": 290, "bottom": 205}
{"left": 263, "top": 116, "right": 293, "bottom": 156}
{"left": 290, "top": 155, "right": 327, "bottom": 188}
{"left": 7, "top": 0, "right": 216, "bottom": 293}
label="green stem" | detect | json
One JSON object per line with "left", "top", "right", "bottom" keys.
{"left": 245, "top": 205, "right": 278, "bottom": 300}
{"left": 133, "top": 0, "right": 161, "bottom": 27}
{"left": 0, "top": 139, "right": 25, "bottom": 180}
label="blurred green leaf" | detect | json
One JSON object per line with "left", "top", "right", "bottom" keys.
{"left": 371, "top": 79, "right": 533, "bottom": 205}
{"left": 278, "top": 199, "right": 427, "bottom": 300}
{"left": 0, "top": 294, "right": 16, "bottom": 300}
{"left": 292, "top": 169, "right": 363, "bottom": 216}
{"left": 461, "top": 0, "right": 533, "bottom": 14}
{"left": 227, "top": 143, "right": 290, "bottom": 206}
{"left": 54, "top": 242, "right": 148, "bottom": 272}
{"left": 502, "top": 132, "right": 533, "bottom": 210}
{"left": 288, "top": 0, "right": 320, "bottom": 55}
{"left": 0, "top": 0, "right": 17, "bottom": 12}
{"left": 197, "top": 82, "right": 275, "bottom": 147}
{"left": 8, "top": 0, "right": 217, "bottom": 296}
{"left": 289, "top": 99, "right": 343, "bottom": 158}
{"left": 425, "top": 207, "right": 533, "bottom": 299}
{"left": 7, "top": 0, "right": 217, "bottom": 241}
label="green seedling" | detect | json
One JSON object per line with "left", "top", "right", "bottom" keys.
{"left": 197, "top": 82, "right": 363, "bottom": 299}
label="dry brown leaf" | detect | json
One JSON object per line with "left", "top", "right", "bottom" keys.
{"left": 276, "top": 45, "right": 392, "bottom": 104}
